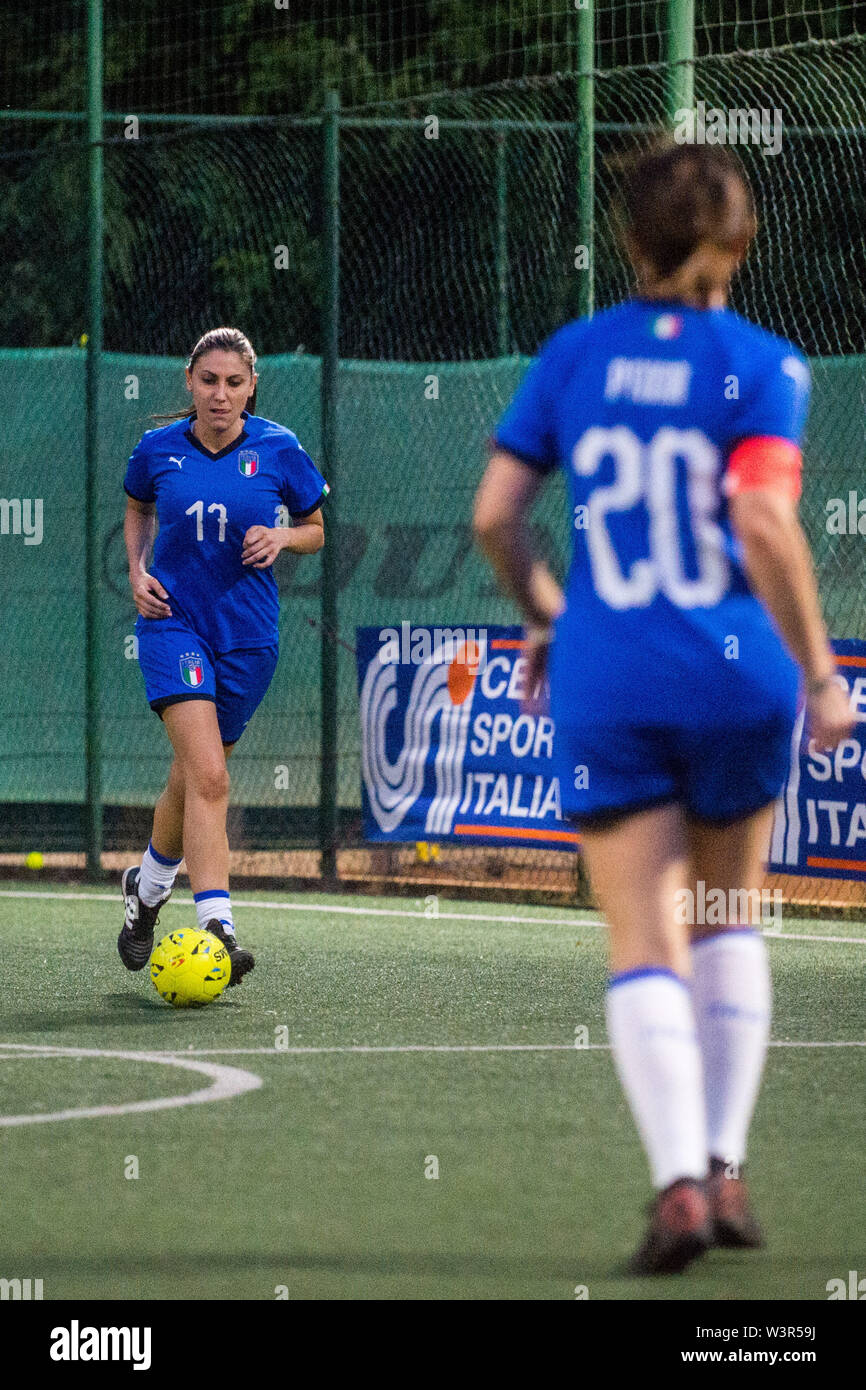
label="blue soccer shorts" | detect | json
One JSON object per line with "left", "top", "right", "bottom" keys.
{"left": 555, "top": 709, "right": 797, "bottom": 829}
{"left": 136, "top": 618, "right": 279, "bottom": 745}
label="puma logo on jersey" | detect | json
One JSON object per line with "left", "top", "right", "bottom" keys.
{"left": 169, "top": 456, "right": 185, "bottom": 467}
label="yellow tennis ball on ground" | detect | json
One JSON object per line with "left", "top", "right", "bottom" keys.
{"left": 149, "top": 928, "right": 231, "bottom": 1008}
{"left": 26, "top": 851, "right": 44, "bottom": 870}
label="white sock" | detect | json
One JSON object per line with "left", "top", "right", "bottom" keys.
{"left": 606, "top": 968, "right": 708, "bottom": 1190}
{"left": 138, "top": 840, "right": 182, "bottom": 907}
{"left": 194, "top": 891, "right": 234, "bottom": 937}
{"left": 690, "top": 929, "right": 771, "bottom": 1169}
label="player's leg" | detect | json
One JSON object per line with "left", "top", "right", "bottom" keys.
{"left": 119, "top": 621, "right": 220, "bottom": 969}
{"left": 150, "top": 756, "right": 185, "bottom": 862}
{"left": 123, "top": 739, "right": 237, "bottom": 950}
{"left": 155, "top": 698, "right": 256, "bottom": 983}
{"left": 580, "top": 802, "right": 712, "bottom": 1274}
{"left": 162, "top": 699, "right": 230, "bottom": 892}
{"left": 151, "top": 736, "right": 238, "bottom": 866}
{"left": 686, "top": 802, "right": 776, "bottom": 1248}
{"left": 119, "top": 750, "right": 187, "bottom": 970}
{"left": 133, "top": 756, "right": 186, "bottom": 907}
{"left": 682, "top": 694, "right": 796, "bottom": 1248}
{"left": 184, "top": 644, "right": 279, "bottom": 984}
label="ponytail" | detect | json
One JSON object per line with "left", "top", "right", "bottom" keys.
{"left": 611, "top": 137, "right": 757, "bottom": 302}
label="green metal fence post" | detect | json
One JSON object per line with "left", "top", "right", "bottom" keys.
{"left": 666, "top": 0, "right": 695, "bottom": 122}
{"left": 576, "top": 0, "right": 595, "bottom": 321}
{"left": 495, "top": 131, "right": 509, "bottom": 355}
{"left": 85, "top": 0, "right": 104, "bottom": 878}
{"left": 319, "top": 90, "right": 340, "bottom": 884}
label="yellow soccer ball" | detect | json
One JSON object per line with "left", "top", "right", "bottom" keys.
{"left": 149, "top": 928, "right": 231, "bottom": 1008}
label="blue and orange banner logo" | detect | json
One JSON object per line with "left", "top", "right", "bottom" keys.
{"left": 356, "top": 624, "right": 579, "bottom": 850}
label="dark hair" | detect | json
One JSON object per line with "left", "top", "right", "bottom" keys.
{"left": 152, "top": 326, "right": 257, "bottom": 423}
{"left": 612, "top": 136, "right": 757, "bottom": 304}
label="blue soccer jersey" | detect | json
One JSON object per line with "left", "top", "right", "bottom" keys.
{"left": 124, "top": 413, "right": 328, "bottom": 652}
{"left": 492, "top": 299, "right": 811, "bottom": 823}
{"left": 493, "top": 299, "right": 810, "bottom": 726}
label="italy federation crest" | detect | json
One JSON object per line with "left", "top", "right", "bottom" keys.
{"left": 238, "top": 450, "right": 259, "bottom": 477}
{"left": 179, "top": 654, "right": 204, "bottom": 687}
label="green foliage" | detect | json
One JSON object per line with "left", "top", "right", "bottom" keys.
{"left": 2, "top": 4, "right": 866, "bottom": 351}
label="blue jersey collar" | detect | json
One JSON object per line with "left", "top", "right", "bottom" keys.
{"left": 184, "top": 411, "right": 250, "bottom": 461}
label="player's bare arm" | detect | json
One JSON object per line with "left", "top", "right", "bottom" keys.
{"left": 729, "top": 487, "right": 853, "bottom": 746}
{"left": 474, "top": 449, "right": 565, "bottom": 700}
{"left": 473, "top": 450, "right": 563, "bottom": 624}
{"left": 124, "top": 495, "right": 171, "bottom": 619}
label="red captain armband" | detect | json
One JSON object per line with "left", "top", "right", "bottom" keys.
{"left": 723, "top": 436, "right": 803, "bottom": 502}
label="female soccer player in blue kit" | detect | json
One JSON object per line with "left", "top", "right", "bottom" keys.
{"left": 474, "top": 141, "right": 854, "bottom": 1274}
{"left": 117, "top": 327, "right": 329, "bottom": 985}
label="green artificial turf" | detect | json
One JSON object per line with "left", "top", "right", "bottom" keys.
{"left": 0, "top": 882, "right": 862, "bottom": 1300}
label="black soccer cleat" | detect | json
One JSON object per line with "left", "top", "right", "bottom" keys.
{"left": 707, "top": 1157, "right": 765, "bottom": 1249}
{"left": 117, "top": 865, "right": 171, "bottom": 972}
{"left": 204, "top": 919, "right": 255, "bottom": 987}
{"left": 627, "top": 1177, "right": 713, "bottom": 1276}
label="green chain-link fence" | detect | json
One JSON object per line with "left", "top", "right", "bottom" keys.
{"left": 3, "top": 3, "right": 866, "bottom": 908}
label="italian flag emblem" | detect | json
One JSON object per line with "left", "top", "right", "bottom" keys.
{"left": 238, "top": 450, "right": 259, "bottom": 477}
{"left": 652, "top": 313, "right": 683, "bottom": 340}
{"left": 179, "top": 654, "right": 204, "bottom": 687}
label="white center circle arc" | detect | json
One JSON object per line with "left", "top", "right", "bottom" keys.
{"left": 0, "top": 1043, "right": 262, "bottom": 1126}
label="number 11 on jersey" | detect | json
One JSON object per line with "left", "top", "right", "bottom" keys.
{"left": 185, "top": 500, "right": 227, "bottom": 542}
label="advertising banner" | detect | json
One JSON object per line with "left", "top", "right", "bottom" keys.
{"left": 769, "top": 640, "right": 866, "bottom": 881}
{"left": 359, "top": 627, "right": 866, "bottom": 880}
{"left": 356, "top": 623, "right": 578, "bottom": 849}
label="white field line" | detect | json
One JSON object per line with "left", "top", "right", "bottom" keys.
{"left": 0, "top": 889, "right": 864, "bottom": 945}
{"left": 0, "top": 1043, "right": 262, "bottom": 1127}
{"left": 161, "top": 1040, "right": 866, "bottom": 1056}
{"left": 0, "top": 1039, "right": 858, "bottom": 1127}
